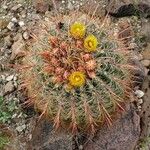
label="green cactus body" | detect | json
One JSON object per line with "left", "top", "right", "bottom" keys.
{"left": 20, "top": 11, "right": 135, "bottom": 133}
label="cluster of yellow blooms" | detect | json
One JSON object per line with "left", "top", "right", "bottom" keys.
{"left": 68, "top": 22, "right": 98, "bottom": 88}
{"left": 70, "top": 22, "right": 98, "bottom": 52}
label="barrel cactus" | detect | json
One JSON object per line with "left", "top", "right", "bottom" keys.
{"left": 19, "top": 10, "right": 136, "bottom": 133}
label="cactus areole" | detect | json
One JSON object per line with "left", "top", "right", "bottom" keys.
{"left": 20, "top": 11, "right": 136, "bottom": 133}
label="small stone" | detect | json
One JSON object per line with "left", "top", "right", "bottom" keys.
{"left": 11, "top": 4, "right": 22, "bottom": 11}
{"left": 62, "top": 0, "right": 65, "bottom": 4}
{"left": 44, "top": 17, "right": 49, "bottom": 22}
{"left": 6, "top": 75, "right": 14, "bottom": 81}
{"left": 22, "top": 14, "right": 26, "bottom": 18}
{"left": 141, "top": 21, "right": 150, "bottom": 42}
{"left": 0, "top": 18, "right": 9, "bottom": 29}
{"left": 68, "top": 1, "right": 74, "bottom": 10}
{"left": 138, "top": 105, "right": 142, "bottom": 109}
{"left": 135, "top": 90, "right": 145, "bottom": 98}
{"left": 13, "top": 76, "right": 17, "bottom": 81}
{"left": 11, "top": 17, "right": 18, "bottom": 23}
{"left": 129, "top": 42, "right": 137, "bottom": 49}
{"left": 18, "top": 21, "right": 25, "bottom": 27}
{"left": 4, "top": 81, "right": 15, "bottom": 95}
{"left": 11, "top": 35, "right": 26, "bottom": 61}
{"left": 141, "top": 59, "right": 150, "bottom": 67}
{"left": 23, "top": 31, "right": 29, "bottom": 40}
{"left": 142, "top": 44, "right": 150, "bottom": 59}
{"left": 138, "top": 54, "right": 143, "bottom": 61}
{"left": 144, "top": 68, "right": 149, "bottom": 75}
{"left": 33, "top": 0, "right": 50, "bottom": 13}
{"left": 138, "top": 99, "right": 143, "bottom": 104}
{"left": 7, "top": 22, "right": 15, "bottom": 31}
{"left": 29, "top": 134, "right": 32, "bottom": 140}
{"left": 14, "top": 81, "right": 18, "bottom": 88}
{"left": 138, "top": 105, "right": 142, "bottom": 112}
{"left": 79, "top": 145, "right": 83, "bottom": 150}
{"left": 12, "top": 113, "right": 17, "bottom": 119}
{"left": 2, "top": 5, "right": 8, "bottom": 9}
{"left": 4, "top": 35, "right": 13, "bottom": 48}
{"left": 1, "top": 75, "right": 5, "bottom": 80}
{"left": 16, "top": 124, "right": 26, "bottom": 132}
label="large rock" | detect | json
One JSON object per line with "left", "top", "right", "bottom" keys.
{"left": 27, "top": 119, "right": 72, "bottom": 150}
{"left": 139, "top": 75, "right": 150, "bottom": 149}
{"left": 27, "top": 105, "right": 140, "bottom": 150}
{"left": 84, "top": 105, "right": 140, "bottom": 150}
{"left": 108, "top": 0, "right": 150, "bottom": 18}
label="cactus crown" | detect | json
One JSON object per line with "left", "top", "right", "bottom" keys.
{"left": 20, "top": 11, "right": 135, "bottom": 133}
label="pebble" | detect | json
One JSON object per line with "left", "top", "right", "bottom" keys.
{"left": 129, "top": 42, "right": 138, "bottom": 49}
{"left": 10, "top": 35, "right": 25, "bottom": 61}
{"left": 16, "top": 124, "right": 26, "bottom": 132}
{"left": 138, "top": 54, "right": 143, "bottom": 61}
{"left": 11, "top": 4, "right": 22, "bottom": 11}
{"left": 6, "top": 75, "right": 14, "bottom": 81}
{"left": 23, "top": 31, "right": 29, "bottom": 40}
{"left": 2, "top": 5, "right": 8, "bottom": 10}
{"left": 14, "top": 81, "right": 18, "bottom": 88}
{"left": 12, "top": 113, "right": 17, "bottom": 119}
{"left": 79, "top": 145, "right": 83, "bottom": 150}
{"left": 1, "top": 75, "right": 5, "bottom": 81}
{"left": 138, "top": 99, "right": 143, "bottom": 104}
{"left": 11, "top": 17, "right": 18, "bottom": 23}
{"left": 68, "top": 1, "right": 74, "bottom": 10}
{"left": 144, "top": 68, "right": 149, "bottom": 75}
{"left": 141, "top": 59, "right": 150, "bottom": 67}
{"left": 34, "top": 0, "right": 49, "bottom": 13}
{"left": 22, "top": 14, "right": 26, "bottom": 18}
{"left": 7, "top": 22, "right": 15, "bottom": 31}
{"left": 4, "top": 35, "right": 13, "bottom": 48}
{"left": 18, "top": 21, "right": 25, "bottom": 27}
{"left": 13, "top": 76, "right": 18, "bottom": 81}
{"left": 135, "top": 90, "right": 145, "bottom": 98}
{"left": 138, "top": 105, "right": 142, "bottom": 111}
{"left": 4, "top": 81, "right": 15, "bottom": 95}
{"left": 0, "top": 18, "right": 9, "bottom": 29}
{"left": 142, "top": 44, "right": 150, "bottom": 60}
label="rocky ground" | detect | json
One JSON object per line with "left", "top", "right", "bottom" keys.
{"left": 0, "top": 0, "right": 150, "bottom": 150}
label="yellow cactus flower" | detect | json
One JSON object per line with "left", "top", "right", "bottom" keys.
{"left": 69, "top": 71, "right": 85, "bottom": 87}
{"left": 70, "top": 22, "right": 86, "bottom": 39}
{"left": 84, "top": 35, "right": 98, "bottom": 52}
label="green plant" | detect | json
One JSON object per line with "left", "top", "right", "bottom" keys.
{"left": 0, "top": 133, "right": 10, "bottom": 149}
{"left": 139, "top": 136, "right": 150, "bottom": 150}
{"left": 19, "top": 10, "right": 137, "bottom": 133}
{"left": 0, "top": 96, "right": 18, "bottom": 124}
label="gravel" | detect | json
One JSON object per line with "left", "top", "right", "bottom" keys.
{"left": 4, "top": 81, "right": 15, "bottom": 95}
{"left": 135, "top": 90, "right": 145, "bottom": 98}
